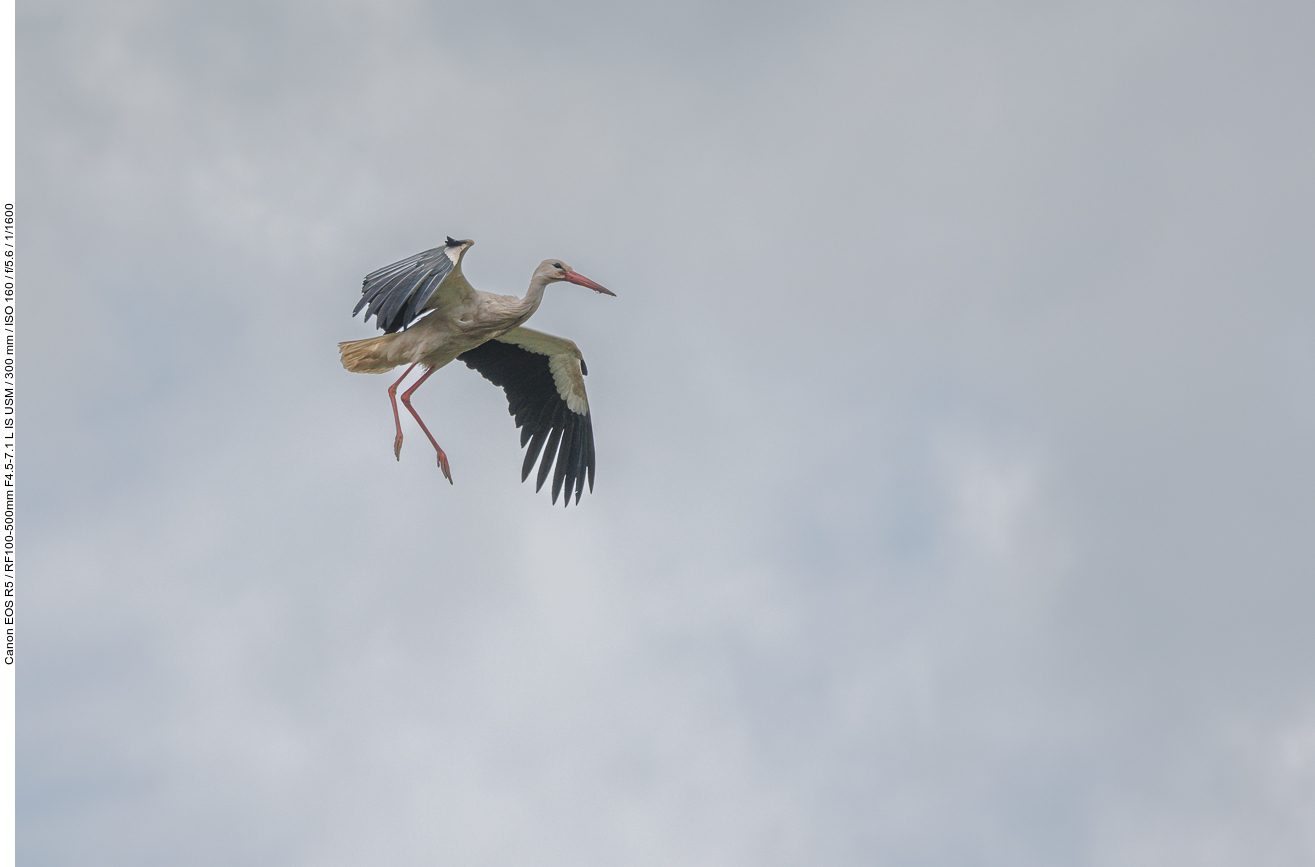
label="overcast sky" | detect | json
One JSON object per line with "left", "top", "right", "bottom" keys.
{"left": 18, "top": 1, "right": 1315, "bottom": 864}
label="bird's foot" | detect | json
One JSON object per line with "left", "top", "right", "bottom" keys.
{"left": 393, "top": 432, "right": 404, "bottom": 461}
{"left": 436, "top": 449, "right": 453, "bottom": 484}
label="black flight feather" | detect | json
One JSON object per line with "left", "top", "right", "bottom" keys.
{"left": 552, "top": 419, "right": 575, "bottom": 505}
{"left": 568, "top": 415, "right": 587, "bottom": 504}
{"left": 458, "top": 338, "right": 596, "bottom": 506}
{"left": 537, "top": 416, "right": 565, "bottom": 494}
{"left": 522, "top": 427, "right": 549, "bottom": 481}
{"left": 353, "top": 246, "right": 458, "bottom": 334}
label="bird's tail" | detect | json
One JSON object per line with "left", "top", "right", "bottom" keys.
{"left": 339, "top": 334, "right": 401, "bottom": 373}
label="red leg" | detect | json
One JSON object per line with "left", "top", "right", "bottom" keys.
{"left": 387, "top": 363, "right": 419, "bottom": 460}
{"left": 400, "top": 366, "right": 452, "bottom": 483}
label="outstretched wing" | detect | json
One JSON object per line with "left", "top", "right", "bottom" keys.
{"left": 458, "top": 327, "right": 596, "bottom": 506}
{"left": 353, "top": 238, "right": 477, "bottom": 333}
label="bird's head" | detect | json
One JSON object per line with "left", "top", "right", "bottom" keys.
{"left": 536, "top": 259, "right": 615, "bottom": 296}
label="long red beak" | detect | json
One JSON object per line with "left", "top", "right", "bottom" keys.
{"left": 564, "top": 270, "right": 615, "bottom": 296}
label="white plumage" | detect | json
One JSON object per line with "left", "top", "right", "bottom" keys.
{"left": 339, "top": 238, "right": 614, "bottom": 505}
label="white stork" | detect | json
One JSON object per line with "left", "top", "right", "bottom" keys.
{"left": 338, "top": 237, "right": 614, "bottom": 506}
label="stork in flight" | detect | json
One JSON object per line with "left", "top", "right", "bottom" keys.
{"left": 338, "top": 237, "right": 614, "bottom": 506}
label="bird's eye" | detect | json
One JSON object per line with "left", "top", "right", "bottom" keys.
{"left": 554, "top": 263, "right": 565, "bottom": 270}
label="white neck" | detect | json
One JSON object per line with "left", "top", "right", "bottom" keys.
{"left": 514, "top": 273, "right": 553, "bottom": 319}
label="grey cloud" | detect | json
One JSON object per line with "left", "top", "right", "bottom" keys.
{"left": 19, "top": 1, "right": 1315, "bottom": 864}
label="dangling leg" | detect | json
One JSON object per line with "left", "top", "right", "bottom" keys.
{"left": 400, "top": 366, "right": 452, "bottom": 483}
{"left": 387, "top": 363, "right": 419, "bottom": 460}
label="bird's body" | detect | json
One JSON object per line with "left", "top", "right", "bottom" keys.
{"left": 341, "top": 281, "right": 543, "bottom": 373}
{"left": 338, "top": 237, "right": 613, "bottom": 505}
